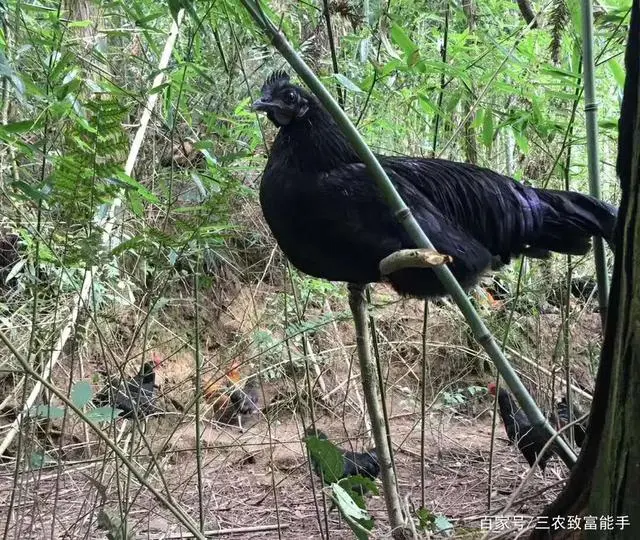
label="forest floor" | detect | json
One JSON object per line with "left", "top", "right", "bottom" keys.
{"left": 0, "top": 282, "right": 598, "bottom": 539}
{"left": 0, "top": 404, "right": 569, "bottom": 539}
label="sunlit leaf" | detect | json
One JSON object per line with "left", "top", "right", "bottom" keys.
{"left": 87, "top": 407, "right": 122, "bottom": 422}
{"left": 332, "top": 484, "right": 374, "bottom": 540}
{"left": 390, "top": 23, "right": 416, "bottom": 55}
{"left": 608, "top": 59, "right": 625, "bottom": 88}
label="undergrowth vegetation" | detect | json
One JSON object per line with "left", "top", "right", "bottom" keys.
{"left": 0, "top": 0, "right": 630, "bottom": 537}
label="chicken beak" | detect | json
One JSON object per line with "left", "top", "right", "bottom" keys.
{"left": 251, "top": 98, "right": 273, "bottom": 112}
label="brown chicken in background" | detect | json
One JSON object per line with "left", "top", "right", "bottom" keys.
{"left": 203, "top": 361, "right": 260, "bottom": 431}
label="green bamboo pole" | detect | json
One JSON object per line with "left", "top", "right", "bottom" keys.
{"left": 239, "top": 0, "right": 577, "bottom": 468}
{"left": 581, "top": 0, "right": 610, "bottom": 326}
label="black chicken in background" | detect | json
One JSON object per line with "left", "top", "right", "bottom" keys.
{"left": 555, "top": 396, "right": 588, "bottom": 448}
{"left": 252, "top": 72, "right": 617, "bottom": 299}
{"left": 488, "top": 383, "right": 556, "bottom": 471}
{"left": 229, "top": 378, "right": 260, "bottom": 431}
{"left": 94, "top": 357, "right": 160, "bottom": 419}
{"left": 305, "top": 428, "right": 380, "bottom": 494}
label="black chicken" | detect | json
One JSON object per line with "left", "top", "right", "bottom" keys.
{"left": 488, "top": 383, "right": 556, "bottom": 470}
{"left": 229, "top": 379, "right": 260, "bottom": 431}
{"left": 555, "top": 396, "right": 588, "bottom": 448}
{"left": 94, "top": 358, "right": 159, "bottom": 419}
{"left": 253, "top": 72, "right": 617, "bottom": 298}
{"left": 306, "top": 429, "right": 380, "bottom": 493}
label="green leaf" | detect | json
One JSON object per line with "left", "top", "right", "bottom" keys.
{"left": 149, "top": 82, "right": 171, "bottom": 95}
{"left": 30, "top": 451, "right": 56, "bottom": 469}
{"left": 434, "top": 514, "right": 455, "bottom": 536}
{"left": 0, "top": 119, "right": 42, "bottom": 136}
{"left": 114, "top": 172, "right": 160, "bottom": 203}
{"left": 541, "top": 65, "right": 582, "bottom": 80}
{"left": 513, "top": 128, "right": 529, "bottom": 153}
{"left": 608, "top": 59, "right": 625, "bottom": 88}
{"left": 339, "top": 475, "right": 379, "bottom": 496}
{"left": 31, "top": 405, "right": 66, "bottom": 419}
{"left": 332, "top": 484, "right": 374, "bottom": 540}
{"left": 566, "top": 0, "right": 583, "bottom": 38}
{"left": 482, "top": 108, "right": 494, "bottom": 148}
{"left": 390, "top": 23, "right": 416, "bottom": 55}
{"left": 444, "top": 90, "right": 462, "bottom": 113}
{"left": 11, "top": 181, "right": 49, "bottom": 203}
{"left": 305, "top": 435, "right": 344, "bottom": 484}
{"left": 333, "top": 484, "right": 370, "bottom": 521}
{"left": 599, "top": 118, "right": 619, "bottom": 131}
{"left": 70, "top": 381, "right": 93, "bottom": 407}
{"left": 127, "top": 189, "right": 144, "bottom": 217}
{"left": 87, "top": 407, "right": 122, "bottom": 422}
{"left": 333, "top": 73, "right": 364, "bottom": 94}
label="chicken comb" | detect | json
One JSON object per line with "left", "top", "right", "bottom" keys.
{"left": 262, "top": 70, "right": 290, "bottom": 91}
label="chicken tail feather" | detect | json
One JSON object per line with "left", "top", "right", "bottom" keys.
{"left": 528, "top": 189, "right": 617, "bottom": 255}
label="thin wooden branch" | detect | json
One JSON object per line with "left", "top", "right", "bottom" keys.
{"left": 151, "top": 524, "right": 290, "bottom": 539}
{"left": 505, "top": 346, "right": 593, "bottom": 401}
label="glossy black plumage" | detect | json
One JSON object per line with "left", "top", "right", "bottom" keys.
{"left": 489, "top": 383, "right": 555, "bottom": 470}
{"left": 254, "top": 72, "right": 618, "bottom": 298}
{"left": 555, "top": 396, "right": 588, "bottom": 448}
{"left": 306, "top": 429, "right": 380, "bottom": 491}
{"left": 94, "top": 361, "right": 157, "bottom": 419}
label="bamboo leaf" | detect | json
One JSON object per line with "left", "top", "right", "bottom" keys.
{"left": 332, "top": 484, "right": 374, "bottom": 540}
{"left": 334, "top": 73, "right": 364, "bottom": 94}
{"left": 482, "top": 109, "right": 494, "bottom": 148}
{"left": 608, "top": 59, "right": 625, "bottom": 88}
{"left": 390, "top": 23, "right": 416, "bottom": 54}
{"left": 87, "top": 407, "right": 122, "bottom": 422}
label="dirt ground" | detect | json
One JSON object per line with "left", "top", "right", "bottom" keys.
{"left": 0, "top": 391, "right": 572, "bottom": 539}
{"left": 0, "top": 285, "right": 598, "bottom": 539}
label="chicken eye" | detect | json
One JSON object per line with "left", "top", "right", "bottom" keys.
{"left": 283, "top": 90, "right": 297, "bottom": 104}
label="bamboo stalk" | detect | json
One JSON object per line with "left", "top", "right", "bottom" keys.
{"left": 580, "top": 0, "right": 610, "bottom": 326}
{"left": 348, "top": 284, "right": 408, "bottom": 537}
{"left": 238, "top": 0, "right": 576, "bottom": 468}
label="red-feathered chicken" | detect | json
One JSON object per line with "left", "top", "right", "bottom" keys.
{"left": 204, "top": 362, "right": 260, "bottom": 430}
{"left": 488, "top": 382, "right": 556, "bottom": 470}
